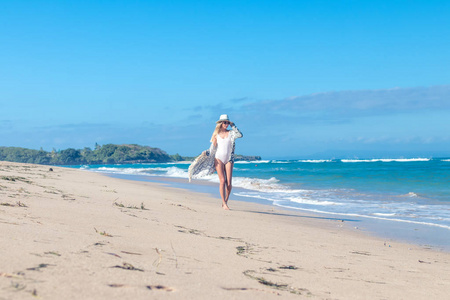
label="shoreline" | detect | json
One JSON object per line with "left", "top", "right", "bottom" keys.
{"left": 1, "top": 161, "right": 449, "bottom": 299}
{"left": 107, "top": 173, "right": 450, "bottom": 252}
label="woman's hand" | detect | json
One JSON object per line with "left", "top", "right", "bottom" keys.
{"left": 230, "top": 122, "right": 235, "bottom": 127}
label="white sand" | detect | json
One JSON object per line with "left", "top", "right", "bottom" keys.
{"left": 1, "top": 161, "right": 449, "bottom": 299}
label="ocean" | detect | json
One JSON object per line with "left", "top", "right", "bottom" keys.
{"left": 72, "top": 157, "right": 450, "bottom": 248}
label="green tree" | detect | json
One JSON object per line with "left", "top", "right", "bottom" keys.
{"left": 57, "top": 148, "right": 83, "bottom": 164}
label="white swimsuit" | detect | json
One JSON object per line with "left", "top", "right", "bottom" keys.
{"left": 215, "top": 134, "right": 232, "bottom": 164}
{"left": 188, "top": 125, "right": 243, "bottom": 181}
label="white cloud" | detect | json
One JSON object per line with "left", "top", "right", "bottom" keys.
{"left": 238, "top": 85, "right": 450, "bottom": 121}
{"left": 2, "top": 85, "right": 450, "bottom": 158}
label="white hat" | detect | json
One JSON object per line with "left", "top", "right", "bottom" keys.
{"left": 216, "top": 114, "right": 231, "bottom": 123}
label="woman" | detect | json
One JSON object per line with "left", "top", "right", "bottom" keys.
{"left": 188, "top": 114, "right": 243, "bottom": 210}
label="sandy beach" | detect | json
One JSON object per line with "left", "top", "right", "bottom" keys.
{"left": 1, "top": 161, "right": 449, "bottom": 299}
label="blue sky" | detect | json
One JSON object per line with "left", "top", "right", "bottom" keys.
{"left": 1, "top": 0, "right": 449, "bottom": 159}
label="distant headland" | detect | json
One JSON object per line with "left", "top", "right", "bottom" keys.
{"left": 0, "top": 144, "right": 261, "bottom": 165}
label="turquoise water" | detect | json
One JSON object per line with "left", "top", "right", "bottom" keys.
{"left": 74, "top": 157, "right": 450, "bottom": 232}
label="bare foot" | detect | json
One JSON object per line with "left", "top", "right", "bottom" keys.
{"left": 222, "top": 203, "right": 230, "bottom": 210}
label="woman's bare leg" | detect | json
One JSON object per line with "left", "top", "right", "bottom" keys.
{"left": 215, "top": 159, "right": 229, "bottom": 210}
{"left": 225, "top": 162, "right": 234, "bottom": 203}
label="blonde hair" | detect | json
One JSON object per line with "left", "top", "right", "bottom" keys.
{"left": 210, "top": 123, "right": 223, "bottom": 147}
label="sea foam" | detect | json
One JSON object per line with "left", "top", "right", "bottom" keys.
{"left": 341, "top": 158, "right": 430, "bottom": 163}
{"left": 80, "top": 159, "right": 450, "bottom": 233}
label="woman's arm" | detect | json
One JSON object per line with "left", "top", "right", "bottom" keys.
{"left": 230, "top": 123, "right": 243, "bottom": 139}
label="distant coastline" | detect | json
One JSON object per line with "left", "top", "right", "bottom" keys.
{"left": 0, "top": 144, "right": 260, "bottom": 165}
